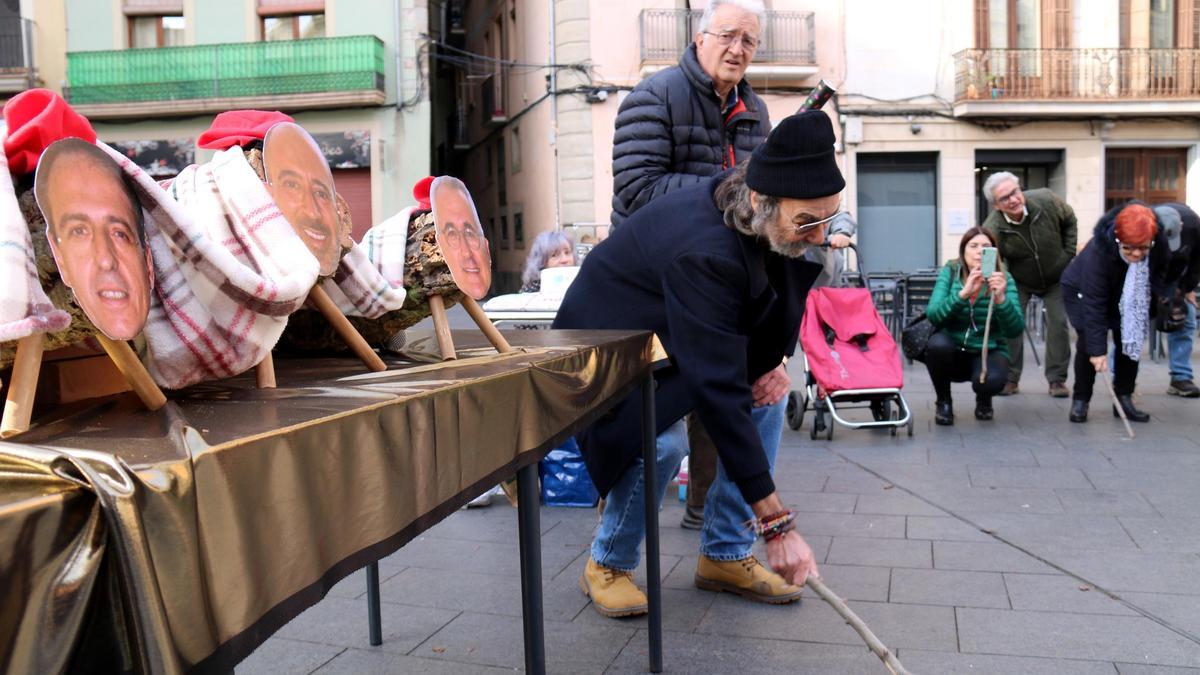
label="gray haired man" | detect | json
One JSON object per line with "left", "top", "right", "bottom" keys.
{"left": 982, "top": 172, "right": 1077, "bottom": 397}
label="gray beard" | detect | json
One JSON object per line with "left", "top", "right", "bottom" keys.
{"left": 751, "top": 207, "right": 810, "bottom": 259}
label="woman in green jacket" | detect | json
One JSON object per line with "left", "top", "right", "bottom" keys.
{"left": 925, "top": 227, "right": 1026, "bottom": 425}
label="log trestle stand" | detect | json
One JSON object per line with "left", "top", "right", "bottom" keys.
{"left": 360, "top": 318, "right": 665, "bottom": 675}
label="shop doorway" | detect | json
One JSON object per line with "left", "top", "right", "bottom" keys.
{"left": 856, "top": 153, "right": 938, "bottom": 273}
{"left": 1105, "top": 147, "right": 1188, "bottom": 211}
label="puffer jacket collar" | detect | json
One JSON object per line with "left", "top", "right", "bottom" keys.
{"left": 679, "top": 43, "right": 758, "bottom": 115}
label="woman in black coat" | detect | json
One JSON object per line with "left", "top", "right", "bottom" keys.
{"left": 1060, "top": 202, "right": 1168, "bottom": 423}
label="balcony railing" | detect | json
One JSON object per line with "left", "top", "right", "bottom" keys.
{"left": 0, "top": 16, "right": 35, "bottom": 92}
{"left": 954, "top": 48, "right": 1200, "bottom": 102}
{"left": 640, "top": 9, "right": 815, "bottom": 65}
{"left": 66, "top": 35, "right": 385, "bottom": 107}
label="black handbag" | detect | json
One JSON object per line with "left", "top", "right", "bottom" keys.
{"left": 901, "top": 312, "right": 936, "bottom": 362}
{"left": 1156, "top": 295, "right": 1188, "bottom": 334}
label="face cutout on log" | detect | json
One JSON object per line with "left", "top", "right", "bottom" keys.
{"left": 431, "top": 176, "right": 492, "bottom": 300}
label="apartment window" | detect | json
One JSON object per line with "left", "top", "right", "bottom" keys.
{"left": 510, "top": 126, "right": 522, "bottom": 174}
{"left": 496, "top": 137, "right": 507, "bottom": 207}
{"left": 500, "top": 215, "right": 510, "bottom": 250}
{"left": 128, "top": 15, "right": 185, "bottom": 48}
{"left": 259, "top": 1, "right": 325, "bottom": 41}
{"left": 513, "top": 212, "right": 524, "bottom": 249}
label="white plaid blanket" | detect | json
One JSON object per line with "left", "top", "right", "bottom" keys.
{"left": 0, "top": 127, "right": 70, "bottom": 342}
{"left": 100, "top": 143, "right": 320, "bottom": 388}
{"left": 319, "top": 206, "right": 413, "bottom": 318}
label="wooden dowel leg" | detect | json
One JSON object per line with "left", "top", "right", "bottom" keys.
{"left": 256, "top": 353, "right": 277, "bottom": 388}
{"left": 307, "top": 286, "right": 387, "bottom": 372}
{"left": 1, "top": 334, "right": 45, "bottom": 438}
{"left": 96, "top": 335, "right": 167, "bottom": 411}
{"left": 461, "top": 296, "right": 512, "bottom": 353}
{"left": 428, "top": 294, "right": 457, "bottom": 361}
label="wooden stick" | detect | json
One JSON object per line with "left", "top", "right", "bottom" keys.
{"left": 979, "top": 297, "right": 995, "bottom": 383}
{"left": 307, "top": 286, "right": 387, "bottom": 372}
{"left": 96, "top": 335, "right": 167, "bottom": 411}
{"left": 427, "top": 294, "right": 457, "bottom": 361}
{"left": 256, "top": 353, "right": 276, "bottom": 388}
{"left": 1, "top": 334, "right": 45, "bottom": 438}
{"left": 1101, "top": 371, "right": 1136, "bottom": 439}
{"left": 807, "top": 577, "right": 912, "bottom": 675}
{"left": 460, "top": 296, "right": 513, "bottom": 353}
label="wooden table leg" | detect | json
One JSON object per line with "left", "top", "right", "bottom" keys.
{"left": 1, "top": 334, "right": 45, "bottom": 438}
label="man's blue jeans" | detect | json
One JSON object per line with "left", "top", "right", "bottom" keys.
{"left": 590, "top": 401, "right": 785, "bottom": 570}
{"left": 1168, "top": 300, "right": 1197, "bottom": 381}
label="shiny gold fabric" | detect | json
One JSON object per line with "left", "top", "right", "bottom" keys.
{"left": 0, "top": 329, "right": 653, "bottom": 674}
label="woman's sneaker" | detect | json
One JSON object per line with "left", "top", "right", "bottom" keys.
{"left": 1167, "top": 379, "right": 1200, "bottom": 398}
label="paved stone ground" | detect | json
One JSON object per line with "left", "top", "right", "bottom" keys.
{"left": 238, "top": 339, "right": 1200, "bottom": 674}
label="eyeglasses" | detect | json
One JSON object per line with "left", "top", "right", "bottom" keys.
{"left": 442, "top": 224, "right": 484, "bottom": 252}
{"left": 794, "top": 210, "right": 845, "bottom": 234}
{"left": 702, "top": 31, "right": 759, "bottom": 51}
{"left": 996, "top": 187, "right": 1022, "bottom": 204}
{"left": 1116, "top": 238, "right": 1153, "bottom": 254}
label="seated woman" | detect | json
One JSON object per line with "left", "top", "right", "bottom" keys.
{"left": 1061, "top": 203, "right": 1167, "bottom": 423}
{"left": 520, "top": 230, "right": 578, "bottom": 293}
{"left": 925, "top": 227, "right": 1025, "bottom": 425}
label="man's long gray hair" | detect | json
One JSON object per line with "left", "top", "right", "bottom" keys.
{"left": 714, "top": 162, "right": 780, "bottom": 238}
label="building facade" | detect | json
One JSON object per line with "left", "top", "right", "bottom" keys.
{"left": 4, "top": 0, "right": 431, "bottom": 242}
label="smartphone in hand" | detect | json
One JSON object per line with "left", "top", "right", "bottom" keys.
{"left": 981, "top": 247, "right": 997, "bottom": 277}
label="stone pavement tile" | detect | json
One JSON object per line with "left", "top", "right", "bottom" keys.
{"left": 826, "top": 537, "right": 931, "bottom": 568}
{"left": 855, "top": 491, "right": 945, "bottom": 516}
{"left": 1042, "top": 549, "right": 1200, "bottom": 595}
{"left": 931, "top": 486, "right": 1066, "bottom": 514}
{"left": 1116, "top": 663, "right": 1200, "bottom": 674}
{"left": 418, "top": 505, "right": 546, "bottom": 544}
{"left": 933, "top": 541, "right": 1054, "bottom": 574}
{"left": 1122, "top": 592, "right": 1200, "bottom": 638}
{"left": 384, "top": 535, "right": 586, "bottom": 579}
{"left": 275, "top": 596, "right": 459, "bottom": 652}
{"left": 1032, "top": 447, "right": 1120, "bottom": 470}
{"left": 237, "top": 636, "right": 343, "bottom": 675}
{"left": 1107, "top": 451, "right": 1200, "bottom": 473}
{"left": 812, "top": 563, "right": 892, "bottom": 602}
{"left": 1140, "top": 487, "right": 1200, "bottom": 518}
{"left": 573, "top": 586, "right": 715, "bottom": 633}
{"left": 789, "top": 512, "right": 907, "bottom": 539}
{"left": 853, "top": 464, "right": 975, "bottom": 492}
{"left": 969, "top": 513, "right": 1136, "bottom": 550}
{"left": 1003, "top": 573, "right": 1139, "bottom": 616}
{"left": 968, "top": 466, "right": 1093, "bottom": 489}
{"left": 605, "top": 629, "right": 882, "bottom": 674}
{"left": 313, "top": 649, "right": 513, "bottom": 674}
{"left": 694, "top": 594, "right": 958, "bottom": 651}
{"left": 821, "top": 467, "right": 897, "bottom": 494}
{"left": 928, "top": 444, "right": 1039, "bottom": 466}
{"left": 415, "top": 611, "right": 635, "bottom": 672}
{"left": 776, "top": 490, "right": 858, "bottom": 513}
{"left": 906, "top": 516, "right": 994, "bottom": 542}
{"left": 897, "top": 648, "right": 1119, "bottom": 674}
{"left": 1055, "top": 489, "right": 1159, "bottom": 516}
{"left": 379, "top": 566, "right": 589, "bottom": 622}
{"left": 889, "top": 568, "right": 1009, "bottom": 608}
{"left": 957, "top": 607, "right": 1200, "bottom": 666}
{"left": 540, "top": 517, "right": 600, "bottom": 548}
{"left": 770, "top": 468, "right": 831, "bottom": 492}
{"left": 1085, "top": 468, "right": 1182, "bottom": 492}
{"left": 834, "top": 443, "right": 930, "bottom": 465}
{"left": 1118, "top": 517, "right": 1200, "bottom": 553}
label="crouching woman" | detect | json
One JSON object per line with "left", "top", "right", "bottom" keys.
{"left": 925, "top": 227, "right": 1025, "bottom": 425}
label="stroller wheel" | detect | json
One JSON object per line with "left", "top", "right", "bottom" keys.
{"left": 871, "top": 399, "right": 891, "bottom": 422}
{"left": 786, "top": 391, "right": 806, "bottom": 430}
{"left": 810, "top": 409, "right": 822, "bottom": 440}
{"left": 907, "top": 418, "right": 915, "bottom": 437}
{"left": 826, "top": 416, "right": 834, "bottom": 441}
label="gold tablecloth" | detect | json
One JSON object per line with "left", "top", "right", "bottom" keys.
{"left": 0, "top": 329, "right": 653, "bottom": 675}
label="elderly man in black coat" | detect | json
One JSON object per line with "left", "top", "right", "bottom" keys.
{"left": 556, "top": 111, "right": 840, "bottom": 618}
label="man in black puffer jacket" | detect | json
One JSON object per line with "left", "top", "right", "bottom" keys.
{"left": 610, "top": 0, "right": 769, "bottom": 227}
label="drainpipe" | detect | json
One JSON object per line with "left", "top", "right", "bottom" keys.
{"left": 549, "top": 0, "right": 561, "bottom": 229}
{"left": 394, "top": 0, "right": 404, "bottom": 108}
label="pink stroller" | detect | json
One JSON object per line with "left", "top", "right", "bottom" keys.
{"left": 790, "top": 286, "right": 913, "bottom": 439}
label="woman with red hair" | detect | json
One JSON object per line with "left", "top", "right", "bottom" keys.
{"left": 1060, "top": 202, "right": 1168, "bottom": 422}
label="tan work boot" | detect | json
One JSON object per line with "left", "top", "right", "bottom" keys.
{"left": 694, "top": 554, "right": 804, "bottom": 604}
{"left": 579, "top": 557, "right": 648, "bottom": 617}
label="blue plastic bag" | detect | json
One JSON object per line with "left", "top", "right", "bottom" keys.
{"left": 538, "top": 437, "right": 599, "bottom": 507}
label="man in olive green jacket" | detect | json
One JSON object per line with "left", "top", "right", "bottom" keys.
{"left": 982, "top": 172, "right": 1077, "bottom": 397}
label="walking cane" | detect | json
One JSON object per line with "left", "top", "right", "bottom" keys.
{"left": 1102, "top": 372, "right": 1136, "bottom": 439}
{"left": 979, "top": 296, "right": 996, "bottom": 384}
{"left": 807, "top": 577, "right": 912, "bottom": 675}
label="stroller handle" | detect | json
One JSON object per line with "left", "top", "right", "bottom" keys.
{"left": 818, "top": 241, "right": 869, "bottom": 288}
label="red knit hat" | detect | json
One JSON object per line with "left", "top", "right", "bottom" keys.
{"left": 413, "top": 175, "right": 434, "bottom": 211}
{"left": 2, "top": 88, "right": 97, "bottom": 177}
{"left": 197, "top": 110, "right": 295, "bottom": 150}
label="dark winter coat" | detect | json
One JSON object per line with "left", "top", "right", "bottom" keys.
{"left": 1156, "top": 202, "right": 1200, "bottom": 294}
{"left": 983, "top": 188, "right": 1078, "bottom": 295}
{"left": 1061, "top": 203, "right": 1170, "bottom": 357}
{"left": 609, "top": 43, "right": 769, "bottom": 227}
{"left": 555, "top": 174, "right": 822, "bottom": 504}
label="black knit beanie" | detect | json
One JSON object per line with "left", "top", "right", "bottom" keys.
{"left": 745, "top": 110, "right": 845, "bottom": 199}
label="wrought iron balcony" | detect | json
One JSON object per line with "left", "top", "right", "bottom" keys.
{"left": 66, "top": 35, "right": 386, "bottom": 118}
{"left": 954, "top": 48, "right": 1200, "bottom": 115}
{"left": 0, "top": 16, "right": 36, "bottom": 93}
{"left": 639, "top": 9, "right": 815, "bottom": 66}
